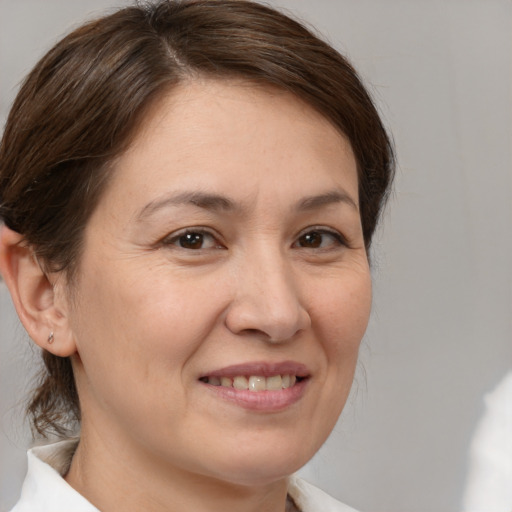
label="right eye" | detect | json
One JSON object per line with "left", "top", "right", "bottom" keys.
{"left": 292, "top": 227, "right": 347, "bottom": 251}
{"left": 162, "top": 229, "right": 223, "bottom": 250}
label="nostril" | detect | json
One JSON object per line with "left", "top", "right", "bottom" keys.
{"left": 242, "top": 328, "right": 265, "bottom": 337}
{"left": 239, "top": 327, "right": 298, "bottom": 344}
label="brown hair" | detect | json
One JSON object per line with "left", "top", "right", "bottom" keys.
{"left": 0, "top": 0, "right": 394, "bottom": 437}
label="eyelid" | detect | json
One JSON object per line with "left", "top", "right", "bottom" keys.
{"left": 294, "top": 226, "right": 349, "bottom": 248}
{"left": 161, "top": 227, "right": 225, "bottom": 249}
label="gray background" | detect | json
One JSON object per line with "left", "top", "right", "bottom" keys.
{"left": 1, "top": 1, "right": 511, "bottom": 511}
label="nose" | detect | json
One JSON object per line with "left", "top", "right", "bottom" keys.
{"left": 225, "top": 249, "right": 311, "bottom": 343}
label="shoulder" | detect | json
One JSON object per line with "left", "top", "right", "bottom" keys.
{"left": 462, "top": 372, "right": 512, "bottom": 511}
{"left": 470, "top": 371, "right": 512, "bottom": 456}
{"left": 288, "top": 475, "right": 358, "bottom": 512}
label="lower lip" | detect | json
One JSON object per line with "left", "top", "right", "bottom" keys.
{"left": 201, "top": 379, "right": 308, "bottom": 412}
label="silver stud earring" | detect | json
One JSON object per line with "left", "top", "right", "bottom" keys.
{"left": 47, "top": 332, "right": 54, "bottom": 344}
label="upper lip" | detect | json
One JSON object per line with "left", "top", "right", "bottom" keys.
{"left": 199, "top": 361, "right": 310, "bottom": 379}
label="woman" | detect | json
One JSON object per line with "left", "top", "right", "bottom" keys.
{"left": 0, "top": 1, "right": 394, "bottom": 511}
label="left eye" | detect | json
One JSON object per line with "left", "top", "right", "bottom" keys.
{"left": 164, "top": 230, "right": 221, "bottom": 250}
{"left": 294, "top": 229, "right": 345, "bottom": 249}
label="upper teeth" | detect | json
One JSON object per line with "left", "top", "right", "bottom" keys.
{"left": 205, "top": 374, "right": 297, "bottom": 391}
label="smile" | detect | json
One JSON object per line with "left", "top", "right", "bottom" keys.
{"left": 200, "top": 374, "right": 299, "bottom": 391}
{"left": 198, "top": 362, "right": 310, "bottom": 411}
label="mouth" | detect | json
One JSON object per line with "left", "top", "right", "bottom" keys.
{"left": 198, "top": 362, "right": 310, "bottom": 411}
{"left": 199, "top": 374, "right": 304, "bottom": 391}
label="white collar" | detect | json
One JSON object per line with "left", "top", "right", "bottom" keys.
{"left": 11, "top": 439, "right": 99, "bottom": 512}
{"left": 11, "top": 440, "right": 356, "bottom": 512}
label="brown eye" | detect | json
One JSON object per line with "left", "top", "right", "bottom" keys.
{"left": 178, "top": 232, "right": 205, "bottom": 249}
{"left": 164, "top": 230, "right": 221, "bottom": 250}
{"left": 298, "top": 231, "right": 323, "bottom": 248}
{"left": 294, "top": 229, "right": 346, "bottom": 249}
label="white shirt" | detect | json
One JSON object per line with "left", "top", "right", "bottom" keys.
{"left": 462, "top": 371, "right": 512, "bottom": 512}
{"left": 10, "top": 440, "right": 357, "bottom": 512}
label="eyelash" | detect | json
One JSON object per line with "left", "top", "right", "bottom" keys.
{"left": 161, "top": 228, "right": 224, "bottom": 251}
{"left": 160, "top": 226, "right": 348, "bottom": 251}
{"left": 293, "top": 227, "right": 348, "bottom": 250}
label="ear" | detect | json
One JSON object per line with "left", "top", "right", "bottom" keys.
{"left": 0, "top": 225, "right": 77, "bottom": 357}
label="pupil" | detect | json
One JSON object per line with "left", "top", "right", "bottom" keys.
{"left": 180, "top": 233, "right": 203, "bottom": 249}
{"left": 301, "top": 232, "right": 321, "bottom": 248}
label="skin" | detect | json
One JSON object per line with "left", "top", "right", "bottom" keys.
{"left": 0, "top": 79, "right": 372, "bottom": 512}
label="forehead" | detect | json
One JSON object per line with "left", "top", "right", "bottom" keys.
{"left": 100, "top": 78, "right": 358, "bottom": 214}
{"left": 135, "top": 78, "right": 349, "bottom": 148}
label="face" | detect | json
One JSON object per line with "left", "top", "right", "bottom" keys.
{"left": 65, "top": 79, "right": 371, "bottom": 487}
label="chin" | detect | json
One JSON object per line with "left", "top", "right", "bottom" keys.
{"left": 203, "top": 435, "right": 319, "bottom": 487}
{"left": 214, "top": 459, "right": 305, "bottom": 488}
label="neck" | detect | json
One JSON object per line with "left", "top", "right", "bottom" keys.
{"left": 65, "top": 423, "right": 291, "bottom": 512}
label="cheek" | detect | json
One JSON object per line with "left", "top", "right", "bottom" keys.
{"left": 70, "top": 264, "right": 227, "bottom": 378}
{"left": 301, "top": 271, "right": 371, "bottom": 454}
{"left": 313, "top": 270, "right": 372, "bottom": 358}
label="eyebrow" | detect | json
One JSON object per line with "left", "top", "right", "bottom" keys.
{"left": 296, "top": 190, "right": 358, "bottom": 212}
{"left": 136, "top": 188, "right": 358, "bottom": 221}
{"left": 137, "top": 191, "right": 237, "bottom": 221}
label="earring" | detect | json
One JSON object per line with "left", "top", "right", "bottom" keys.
{"left": 47, "top": 332, "right": 54, "bottom": 344}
